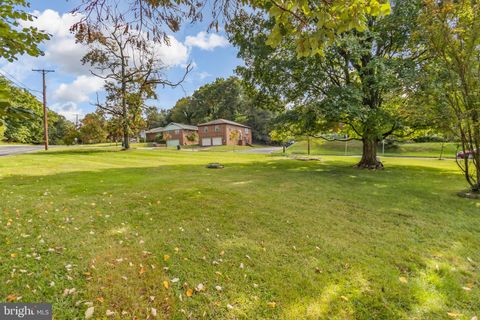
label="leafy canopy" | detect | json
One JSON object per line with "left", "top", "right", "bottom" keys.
{"left": 0, "top": 0, "right": 50, "bottom": 62}
{"left": 251, "top": 0, "right": 391, "bottom": 56}
{"left": 76, "top": 0, "right": 390, "bottom": 56}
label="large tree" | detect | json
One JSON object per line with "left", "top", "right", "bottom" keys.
{"left": 228, "top": 1, "right": 421, "bottom": 168}
{"left": 77, "top": 9, "right": 190, "bottom": 149}
{"left": 144, "top": 106, "right": 169, "bottom": 129}
{"left": 79, "top": 112, "right": 108, "bottom": 144}
{"left": 416, "top": 0, "right": 480, "bottom": 193}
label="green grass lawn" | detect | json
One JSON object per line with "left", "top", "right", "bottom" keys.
{"left": 286, "top": 140, "right": 460, "bottom": 158}
{"left": 0, "top": 149, "right": 479, "bottom": 319}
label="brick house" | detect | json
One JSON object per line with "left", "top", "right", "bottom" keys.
{"left": 146, "top": 123, "right": 198, "bottom": 146}
{"left": 145, "top": 127, "right": 165, "bottom": 142}
{"left": 197, "top": 119, "right": 252, "bottom": 146}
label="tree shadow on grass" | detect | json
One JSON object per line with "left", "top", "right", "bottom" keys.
{"left": 34, "top": 148, "right": 123, "bottom": 156}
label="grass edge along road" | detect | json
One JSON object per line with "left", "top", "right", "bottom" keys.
{"left": 0, "top": 148, "right": 479, "bottom": 319}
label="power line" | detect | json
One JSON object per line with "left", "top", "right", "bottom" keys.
{"left": 0, "top": 69, "right": 43, "bottom": 100}
{"left": 0, "top": 69, "right": 42, "bottom": 94}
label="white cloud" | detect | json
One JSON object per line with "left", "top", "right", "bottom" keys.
{"left": 1, "top": 9, "right": 194, "bottom": 113}
{"left": 196, "top": 71, "right": 211, "bottom": 80}
{"left": 152, "top": 36, "right": 189, "bottom": 67}
{"left": 185, "top": 32, "right": 229, "bottom": 51}
{"left": 21, "top": 10, "right": 90, "bottom": 76}
{"left": 50, "top": 102, "right": 84, "bottom": 122}
{"left": 54, "top": 75, "right": 104, "bottom": 103}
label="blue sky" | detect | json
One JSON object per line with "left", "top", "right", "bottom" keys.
{"left": 0, "top": 0, "right": 242, "bottom": 121}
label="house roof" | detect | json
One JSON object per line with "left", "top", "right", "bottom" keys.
{"left": 145, "top": 127, "right": 165, "bottom": 134}
{"left": 198, "top": 119, "right": 250, "bottom": 128}
{"left": 164, "top": 122, "right": 198, "bottom": 131}
{"left": 145, "top": 123, "right": 198, "bottom": 133}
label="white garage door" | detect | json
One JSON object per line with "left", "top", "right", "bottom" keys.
{"left": 167, "top": 139, "right": 180, "bottom": 147}
{"left": 202, "top": 138, "right": 211, "bottom": 146}
{"left": 212, "top": 137, "right": 223, "bottom": 146}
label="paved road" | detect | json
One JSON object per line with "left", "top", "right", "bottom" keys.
{"left": 0, "top": 145, "right": 47, "bottom": 156}
{"left": 237, "top": 147, "right": 283, "bottom": 154}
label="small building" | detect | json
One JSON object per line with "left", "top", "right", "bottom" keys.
{"left": 162, "top": 122, "right": 198, "bottom": 147}
{"left": 145, "top": 123, "right": 198, "bottom": 146}
{"left": 198, "top": 119, "right": 252, "bottom": 147}
{"left": 145, "top": 127, "right": 165, "bottom": 142}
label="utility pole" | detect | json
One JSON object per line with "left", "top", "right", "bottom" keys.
{"left": 32, "top": 69, "right": 54, "bottom": 150}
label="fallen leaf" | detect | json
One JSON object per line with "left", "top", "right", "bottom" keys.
{"left": 163, "top": 255, "right": 170, "bottom": 262}
{"left": 226, "top": 304, "right": 234, "bottom": 310}
{"left": 85, "top": 306, "right": 94, "bottom": 319}
{"left": 186, "top": 288, "right": 193, "bottom": 297}
{"left": 215, "top": 286, "right": 222, "bottom": 291}
{"left": 139, "top": 266, "right": 146, "bottom": 275}
{"left": 341, "top": 295, "right": 349, "bottom": 301}
{"left": 6, "top": 294, "right": 17, "bottom": 302}
{"left": 163, "top": 280, "right": 169, "bottom": 289}
{"left": 399, "top": 276, "right": 408, "bottom": 284}
{"left": 447, "top": 312, "right": 463, "bottom": 318}
{"left": 196, "top": 283, "right": 205, "bottom": 292}
{"left": 105, "top": 310, "right": 115, "bottom": 316}
{"left": 151, "top": 308, "right": 157, "bottom": 317}
{"left": 267, "top": 302, "right": 276, "bottom": 308}
{"left": 96, "top": 296, "right": 104, "bottom": 303}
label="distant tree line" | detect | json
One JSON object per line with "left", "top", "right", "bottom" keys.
{"left": 166, "top": 77, "right": 276, "bottom": 144}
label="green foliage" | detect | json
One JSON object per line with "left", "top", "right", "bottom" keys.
{"left": 185, "top": 131, "right": 198, "bottom": 143}
{"left": 169, "top": 77, "right": 276, "bottom": 143}
{"left": 250, "top": 0, "right": 391, "bottom": 56}
{"left": 79, "top": 113, "right": 108, "bottom": 144}
{"left": 0, "top": 0, "right": 50, "bottom": 62}
{"left": 0, "top": 77, "right": 75, "bottom": 145}
{"left": 49, "top": 115, "right": 76, "bottom": 145}
{"left": 0, "top": 76, "right": 42, "bottom": 143}
{"left": 144, "top": 106, "right": 168, "bottom": 129}
{"left": 416, "top": 0, "right": 480, "bottom": 191}
{"left": 228, "top": 1, "right": 422, "bottom": 166}
{"left": 169, "top": 97, "right": 196, "bottom": 125}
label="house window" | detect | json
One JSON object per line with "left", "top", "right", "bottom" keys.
{"left": 175, "top": 129, "right": 179, "bottom": 134}
{"left": 204, "top": 127, "right": 208, "bottom": 133}
{"left": 215, "top": 125, "right": 220, "bottom": 132}
{"left": 245, "top": 128, "right": 249, "bottom": 134}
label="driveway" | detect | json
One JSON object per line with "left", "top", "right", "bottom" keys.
{"left": 0, "top": 145, "right": 47, "bottom": 156}
{"left": 237, "top": 147, "right": 283, "bottom": 154}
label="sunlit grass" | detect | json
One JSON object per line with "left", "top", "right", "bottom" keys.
{"left": 285, "top": 139, "right": 459, "bottom": 158}
{"left": 0, "top": 148, "right": 478, "bottom": 319}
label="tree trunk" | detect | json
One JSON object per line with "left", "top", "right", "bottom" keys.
{"left": 357, "top": 137, "right": 383, "bottom": 169}
{"left": 123, "top": 123, "right": 129, "bottom": 150}
{"left": 307, "top": 136, "right": 311, "bottom": 155}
